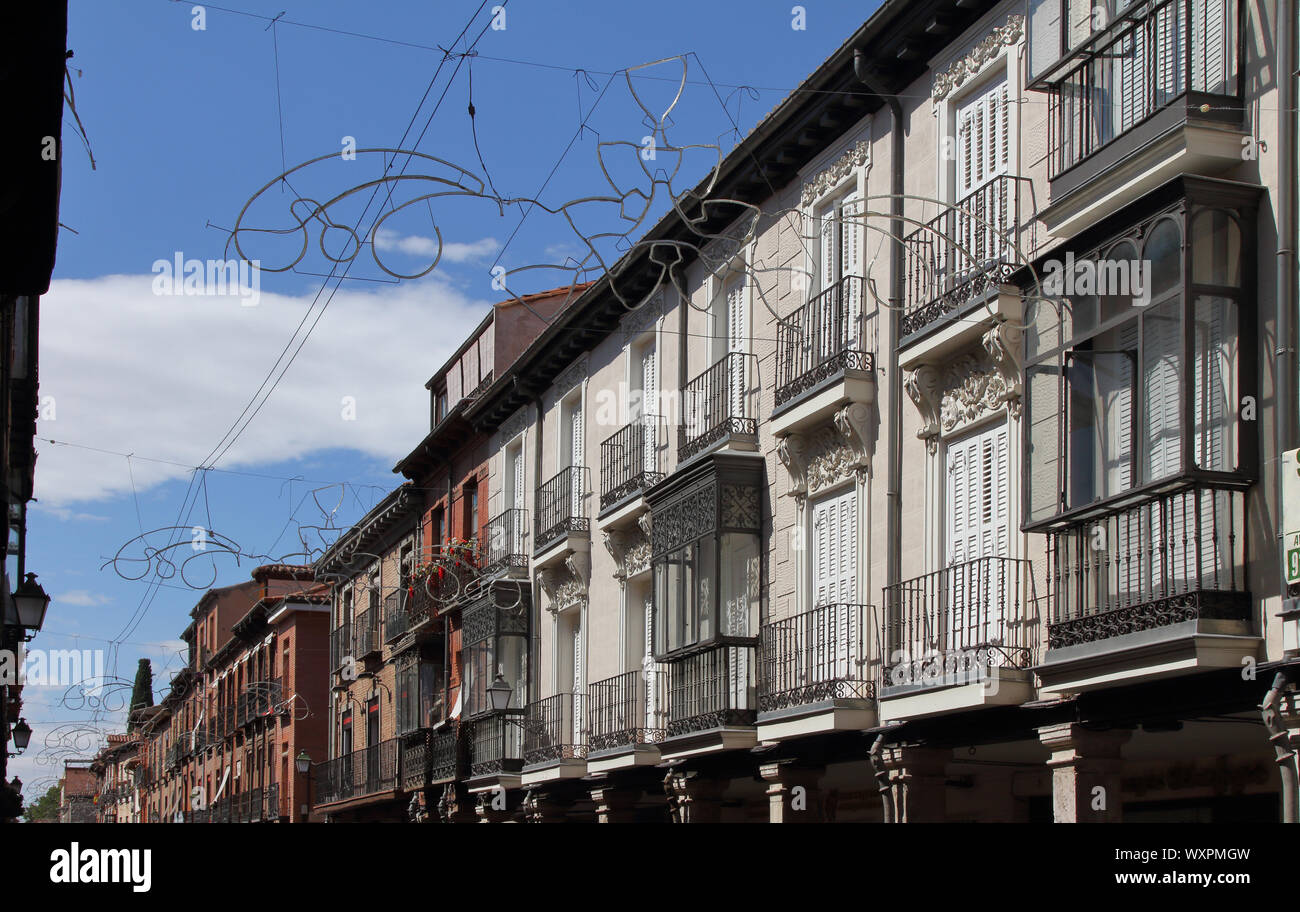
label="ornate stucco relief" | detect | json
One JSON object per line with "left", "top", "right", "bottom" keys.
{"left": 932, "top": 15, "right": 1025, "bottom": 101}
{"left": 801, "top": 141, "right": 871, "bottom": 207}
{"left": 904, "top": 323, "right": 1023, "bottom": 452}
{"left": 776, "top": 401, "right": 873, "bottom": 500}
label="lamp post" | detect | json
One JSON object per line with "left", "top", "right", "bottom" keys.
{"left": 2, "top": 572, "right": 49, "bottom": 817}
{"left": 295, "top": 749, "right": 313, "bottom": 823}
{"left": 10, "top": 718, "right": 30, "bottom": 753}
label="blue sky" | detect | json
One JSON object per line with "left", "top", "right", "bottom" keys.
{"left": 16, "top": 0, "right": 882, "bottom": 795}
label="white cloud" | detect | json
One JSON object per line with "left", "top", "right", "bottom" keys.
{"left": 373, "top": 230, "right": 498, "bottom": 264}
{"left": 30, "top": 504, "right": 109, "bottom": 522}
{"left": 55, "top": 590, "right": 112, "bottom": 607}
{"left": 36, "top": 273, "right": 492, "bottom": 506}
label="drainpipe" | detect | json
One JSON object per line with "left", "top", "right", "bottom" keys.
{"left": 867, "top": 732, "right": 896, "bottom": 823}
{"left": 1260, "top": 670, "right": 1298, "bottom": 823}
{"left": 1278, "top": 0, "right": 1298, "bottom": 599}
{"left": 853, "top": 51, "right": 905, "bottom": 606}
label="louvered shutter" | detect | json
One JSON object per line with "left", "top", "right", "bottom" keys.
{"left": 727, "top": 281, "right": 746, "bottom": 419}
{"left": 641, "top": 343, "right": 658, "bottom": 473}
{"left": 572, "top": 619, "right": 583, "bottom": 744}
{"left": 1143, "top": 307, "right": 1181, "bottom": 483}
{"left": 840, "top": 192, "right": 863, "bottom": 352}
{"left": 819, "top": 213, "right": 836, "bottom": 294}
{"left": 569, "top": 402, "right": 584, "bottom": 517}
{"left": 642, "top": 593, "right": 659, "bottom": 728}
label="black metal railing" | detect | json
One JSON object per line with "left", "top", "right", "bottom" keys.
{"left": 408, "top": 583, "right": 433, "bottom": 628}
{"left": 759, "top": 603, "right": 875, "bottom": 712}
{"left": 535, "top": 466, "right": 589, "bottom": 552}
{"left": 468, "top": 711, "right": 524, "bottom": 778}
{"left": 881, "top": 556, "right": 1037, "bottom": 689}
{"left": 383, "top": 591, "right": 408, "bottom": 642}
{"left": 902, "top": 175, "right": 1026, "bottom": 338}
{"left": 775, "top": 276, "right": 875, "bottom": 408}
{"left": 401, "top": 725, "right": 465, "bottom": 791}
{"left": 239, "top": 678, "right": 283, "bottom": 726}
{"left": 313, "top": 739, "right": 401, "bottom": 806}
{"left": 1046, "top": 485, "right": 1249, "bottom": 649}
{"left": 480, "top": 508, "right": 529, "bottom": 574}
{"left": 679, "top": 351, "right": 758, "bottom": 462}
{"left": 330, "top": 623, "right": 352, "bottom": 670}
{"left": 600, "top": 416, "right": 666, "bottom": 510}
{"left": 664, "top": 645, "right": 757, "bottom": 737}
{"left": 586, "top": 668, "right": 668, "bottom": 752}
{"left": 264, "top": 782, "right": 281, "bottom": 821}
{"left": 1048, "top": 0, "right": 1240, "bottom": 177}
{"left": 353, "top": 610, "right": 380, "bottom": 658}
{"left": 523, "top": 693, "right": 587, "bottom": 766}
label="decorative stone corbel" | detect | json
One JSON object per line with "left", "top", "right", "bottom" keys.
{"left": 565, "top": 551, "right": 590, "bottom": 589}
{"left": 636, "top": 512, "right": 652, "bottom": 540}
{"left": 602, "top": 528, "right": 630, "bottom": 582}
{"left": 904, "top": 365, "right": 943, "bottom": 453}
{"left": 982, "top": 321, "right": 1025, "bottom": 418}
{"left": 777, "top": 433, "right": 809, "bottom": 499}
{"left": 834, "top": 401, "right": 874, "bottom": 470}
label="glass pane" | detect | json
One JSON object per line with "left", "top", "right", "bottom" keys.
{"left": 1144, "top": 218, "right": 1182, "bottom": 301}
{"left": 1100, "top": 240, "right": 1139, "bottom": 322}
{"left": 1026, "top": 363, "right": 1064, "bottom": 521}
{"left": 720, "top": 533, "right": 760, "bottom": 637}
{"left": 1067, "top": 325, "right": 1138, "bottom": 506}
{"left": 1025, "top": 292, "right": 1062, "bottom": 359}
{"left": 1193, "top": 295, "right": 1238, "bottom": 471}
{"left": 1191, "top": 209, "right": 1242, "bottom": 287}
{"left": 1142, "top": 299, "right": 1183, "bottom": 482}
{"left": 499, "top": 636, "right": 526, "bottom": 710}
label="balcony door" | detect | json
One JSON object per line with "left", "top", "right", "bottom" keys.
{"left": 508, "top": 442, "right": 525, "bottom": 554}
{"left": 944, "top": 421, "right": 1010, "bottom": 650}
{"left": 810, "top": 486, "right": 858, "bottom": 683}
{"left": 566, "top": 396, "right": 584, "bottom": 518}
{"left": 571, "top": 616, "right": 583, "bottom": 746}
{"left": 954, "top": 74, "right": 1011, "bottom": 277}
{"left": 633, "top": 338, "right": 658, "bottom": 475}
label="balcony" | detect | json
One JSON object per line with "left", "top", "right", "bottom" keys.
{"left": 330, "top": 623, "right": 352, "bottom": 671}
{"left": 480, "top": 508, "right": 529, "bottom": 576}
{"left": 467, "top": 710, "right": 525, "bottom": 783}
{"left": 1038, "top": 485, "right": 1255, "bottom": 692}
{"left": 238, "top": 678, "right": 283, "bottom": 726}
{"left": 599, "top": 417, "right": 666, "bottom": 514}
{"left": 659, "top": 644, "right": 757, "bottom": 758}
{"left": 401, "top": 725, "right": 466, "bottom": 792}
{"left": 880, "top": 557, "right": 1037, "bottom": 721}
{"left": 758, "top": 603, "right": 877, "bottom": 739}
{"left": 678, "top": 351, "right": 758, "bottom": 463}
{"left": 264, "top": 782, "right": 281, "bottom": 821}
{"left": 522, "top": 693, "right": 587, "bottom": 781}
{"left": 313, "top": 739, "right": 402, "bottom": 808}
{"left": 772, "top": 276, "right": 876, "bottom": 434}
{"left": 902, "top": 175, "right": 1026, "bottom": 342}
{"left": 585, "top": 668, "right": 667, "bottom": 771}
{"left": 383, "top": 590, "right": 411, "bottom": 642}
{"left": 534, "top": 466, "right": 590, "bottom": 555}
{"left": 353, "top": 610, "right": 381, "bottom": 660}
{"left": 1035, "top": 0, "right": 1246, "bottom": 233}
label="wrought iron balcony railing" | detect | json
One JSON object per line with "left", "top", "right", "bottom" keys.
{"left": 679, "top": 351, "right": 758, "bottom": 463}
{"left": 1046, "top": 0, "right": 1241, "bottom": 177}
{"left": 665, "top": 644, "right": 757, "bottom": 737}
{"left": 383, "top": 590, "right": 408, "bottom": 642}
{"left": 353, "top": 610, "right": 380, "bottom": 658}
{"left": 468, "top": 711, "right": 524, "bottom": 778}
{"left": 759, "top": 602, "right": 875, "bottom": 712}
{"left": 313, "top": 738, "right": 402, "bottom": 807}
{"left": 265, "top": 782, "right": 281, "bottom": 821}
{"left": 535, "top": 466, "right": 589, "bottom": 552}
{"left": 775, "top": 276, "right": 874, "bottom": 408}
{"left": 599, "top": 416, "right": 666, "bottom": 510}
{"left": 523, "top": 693, "right": 587, "bottom": 766}
{"left": 902, "top": 175, "right": 1026, "bottom": 338}
{"left": 480, "top": 508, "right": 529, "bottom": 574}
{"left": 330, "top": 623, "right": 352, "bottom": 670}
{"left": 401, "top": 725, "right": 466, "bottom": 791}
{"left": 1046, "top": 485, "right": 1249, "bottom": 649}
{"left": 881, "top": 556, "right": 1037, "bottom": 689}
{"left": 586, "top": 668, "right": 668, "bottom": 753}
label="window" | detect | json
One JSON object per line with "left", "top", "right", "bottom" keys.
{"left": 1024, "top": 194, "right": 1252, "bottom": 524}
{"left": 463, "top": 483, "right": 479, "bottom": 542}
{"left": 810, "top": 486, "right": 857, "bottom": 605}
{"left": 397, "top": 650, "right": 445, "bottom": 734}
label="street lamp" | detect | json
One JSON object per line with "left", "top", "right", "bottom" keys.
{"left": 10, "top": 719, "right": 31, "bottom": 753}
{"left": 487, "top": 672, "right": 513, "bottom": 712}
{"left": 295, "top": 750, "right": 311, "bottom": 775}
{"left": 11, "top": 573, "right": 50, "bottom": 636}
{"left": 295, "top": 750, "right": 313, "bottom": 823}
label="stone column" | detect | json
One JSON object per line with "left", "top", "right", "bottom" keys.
{"left": 589, "top": 781, "right": 640, "bottom": 823}
{"left": 759, "top": 761, "right": 825, "bottom": 823}
{"left": 664, "top": 769, "right": 723, "bottom": 823}
{"left": 1038, "top": 723, "right": 1131, "bottom": 823}
{"left": 880, "top": 746, "right": 949, "bottom": 823}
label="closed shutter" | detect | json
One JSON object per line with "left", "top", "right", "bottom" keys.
{"left": 811, "top": 487, "right": 858, "bottom": 681}
{"left": 946, "top": 422, "right": 1010, "bottom": 647}
{"left": 640, "top": 342, "right": 658, "bottom": 473}
{"left": 727, "top": 280, "right": 747, "bottom": 419}
{"left": 642, "top": 592, "right": 659, "bottom": 729}
{"left": 955, "top": 76, "right": 1010, "bottom": 277}
{"left": 569, "top": 401, "right": 584, "bottom": 517}
{"left": 1143, "top": 305, "right": 1182, "bottom": 483}
{"left": 819, "top": 211, "right": 836, "bottom": 293}
{"left": 1193, "top": 0, "right": 1231, "bottom": 94}
{"left": 572, "top": 619, "right": 583, "bottom": 744}
{"left": 839, "top": 191, "right": 862, "bottom": 353}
